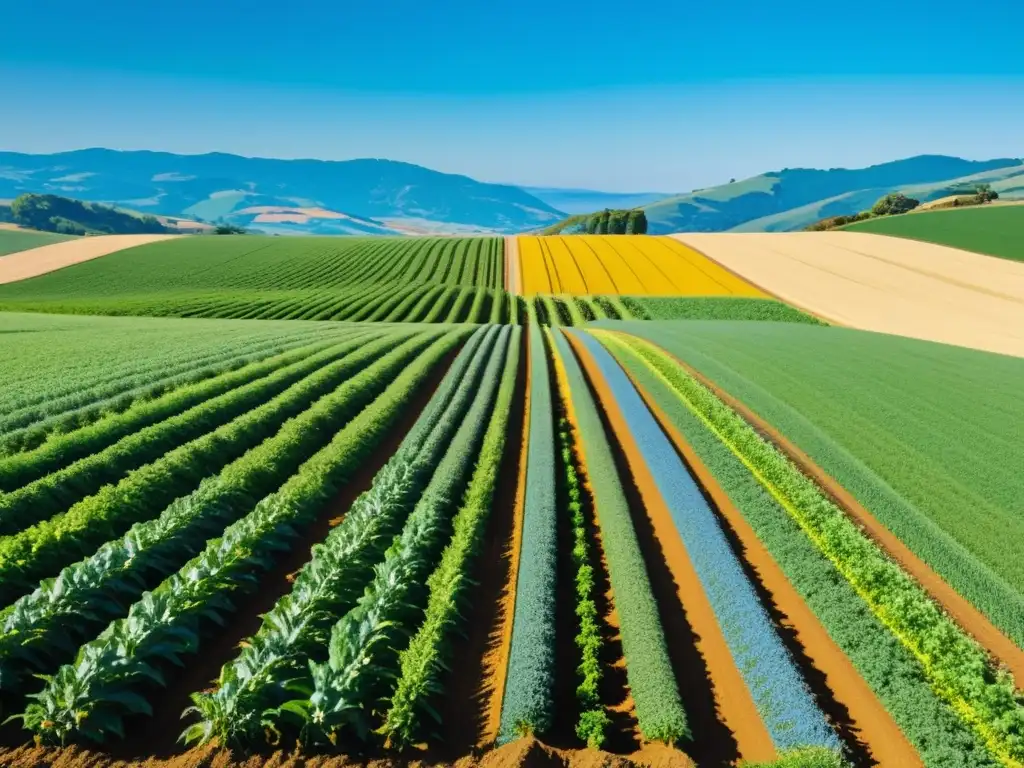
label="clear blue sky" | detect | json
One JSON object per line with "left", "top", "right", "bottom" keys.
{"left": 2, "top": 0, "right": 1023, "bottom": 191}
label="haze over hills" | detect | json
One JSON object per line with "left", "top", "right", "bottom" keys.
{"left": 0, "top": 149, "right": 566, "bottom": 235}
{"left": 521, "top": 187, "right": 671, "bottom": 215}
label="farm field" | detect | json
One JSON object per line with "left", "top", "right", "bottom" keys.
{"left": 0, "top": 236, "right": 508, "bottom": 323}
{"left": 0, "top": 227, "right": 77, "bottom": 257}
{"left": 516, "top": 235, "right": 766, "bottom": 297}
{"left": 0, "top": 233, "right": 177, "bottom": 285}
{"left": 671, "top": 231, "right": 1024, "bottom": 358}
{"left": 843, "top": 204, "right": 1024, "bottom": 263}
{"left": 1, "top": 304, "right": 1022, "bottom": 768}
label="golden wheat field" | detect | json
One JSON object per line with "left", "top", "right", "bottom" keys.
{"left": 516, "top": 235, "right": 765, "bottom": 297}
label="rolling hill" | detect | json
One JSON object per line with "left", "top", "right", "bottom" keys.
{"left": 643, "top": 155, "right": 1024, "bottom": 233}
{"left": 0, "top": 148, "right": 566, "bottom": 235}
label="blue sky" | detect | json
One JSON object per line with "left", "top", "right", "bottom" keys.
{"left": 2, "top": 0, "right": 1023, "bottom": 191}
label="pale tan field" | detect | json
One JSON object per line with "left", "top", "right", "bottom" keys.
{"left": 0, "top": 234, "right": 179, "bottom": 285}
{"left": 671, "top": 231, "right": 1024, "bottom": 358}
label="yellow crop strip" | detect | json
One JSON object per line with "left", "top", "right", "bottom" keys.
{"left": 595, "top": 329, "right": 1022, "bottom": 768}
{"left": 515, "top": 235, "right": 765, "bottom": 297}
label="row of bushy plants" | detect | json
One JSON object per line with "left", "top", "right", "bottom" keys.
{"left": 0, "top": 334, "right": 412, "bottom": 607}
{"left": 382, "top": 327, "right": 521, "bottom": 746}
{"left": 0, "top": 336, "right": 383, "bottom": 534}
{"left": 499, "top": 323, "right": 557, "bottom": 742}
{"left": 610, "top": 331, "right": 1024, "bottom": 765}
{"left": 20, "top": 330, "right": 470, "bottom": 745}
{"left": 291, "top": 327, "right": 512, "bottom": 745}
{"left": 0, "top": 331, "right": 437, "bottom": 697}
{"left": 183, "top": 327, "right": 494, "bottom": 748}
{"left": 552, "top": 330, "right": 689, "bottom": 744}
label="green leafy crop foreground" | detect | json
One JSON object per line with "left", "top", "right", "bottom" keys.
{"left": 499, "top": 323, "right": 557, "bottom": 742}
{"left": 0, "top": 330, "right": 422, "bottom": 697}
{"left": 0, "top": 336, "right": 375, "bottom": 536}
{"left": 184, "top": 326, "right": 492, "bottom": 749}
{"left": 0, "top": 333, "right": 403, "bottom": 608}
{"left": 382, "top": 326, "right": 520, "bottom": 747}
{"left": 599, "top": 331, "right": 1024, "bottom": 767}
{"left": 20, "top": 329, "right": 467, "bottom": 745}
{"left": 295, "top": 327, "right": 511, "bottom": 745}
{"left": 550, "top": 330, "right": 688, "bottom": 745}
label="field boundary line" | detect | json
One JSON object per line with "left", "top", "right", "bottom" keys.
{"left": 667, "top": 235, "right": 838, "bottom": 326}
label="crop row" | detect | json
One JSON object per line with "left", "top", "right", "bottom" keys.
{"left": 382, "top": 326, "right": 521, "bottom": 746}
{"left": 570, "top": 329, "right": 839, "bottom": 754}
{"left": 20, "top": 329, "right": 471, "bottom": 745}
{"left": 499, "top": 323, "right": 557, "bottom": 741}
{"left": 185, "top": 326, "right": 498, "bottom": 747}
{"left": 0, "top": 332, "right": 411, "bottom": 607}
{"left": 0, "top": 330, "right": 445, "bottom": 697}
{"left": 605, "top": 335, "right": 1002, "bottom": 767}
{"left": 604, "top": 331, "right": 1024, "bottom": 766}
{"left": 549, "top": 330, "right": 689, "bottom": 745}
{"left": 293, "top": 327, "right": 512, "bottom": 746}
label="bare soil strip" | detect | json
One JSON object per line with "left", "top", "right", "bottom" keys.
{"left": 438, "top": 334, "right": 528, "bottom": 755}
{"left": 647, "top": 339, "right": 1024, "bottom": 684}
{"left": 0, "top": 234, "right": 179, "bottom": 285}
{"left": 505, "top": 236, "right": 522, "bottom": 295}
{"left": 671, "top": 232, "right": 1024, "bottom": 358}
{"left": 623, "top": 363, "right": 922, "bottom": 767}
{"left": 101, "top": 343, "right": 465, "bottom": 759}
{"left": 477, "top": 328, "right": 532, "bottom": 746}
{"left": 565, "top": 333, "right": 777, "bottom": 765}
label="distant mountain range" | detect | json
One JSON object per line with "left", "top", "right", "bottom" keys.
{"left": 0, "top": 149, "right": 565, "bottom": 235}
{"left": 3, "top": 149, "right": 1022, "bottom": 236}
{"left": 641, "top": 155, "right": 1024, "bottom": 234}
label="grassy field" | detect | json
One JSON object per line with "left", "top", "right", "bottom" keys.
{"left": 842, "top": 204, "right": 1024, "bottom": 262}
{"left": 0, "top": 228, "right": 77, "bottom": 257}
{"left": 0, "top": 236, "right": 508, "bottom": 322}
{"left": 595, "top": 320, "right": 1024, "bottom": 645}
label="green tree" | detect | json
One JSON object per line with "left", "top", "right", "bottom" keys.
{"left": 871, "top": 193, "right": 919, "bottom": 216}
{"left": 627, "top": 209, "right": 648, "bottom": 234}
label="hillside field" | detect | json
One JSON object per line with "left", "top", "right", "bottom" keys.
{"left": 843, "top": 204, "right": 1024, "bottom": 262}
{"left": 0, "top": 227, "right": 77, "bottom": 257}
{"left": 0, "top": 218, "right": 1022, "bottom": 768}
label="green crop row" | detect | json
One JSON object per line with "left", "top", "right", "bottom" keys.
{"left": 606, "top": 337, "right": 999, "bottom": 766}
{"left": 0, "top": 333, "right": 323, "bottom": 457}
{"left": 499, "top": 323, "right": 557, "bottom": 742}
{"left": 21, "top": 330, "right": 468, "bottom": 745}
{"left": 0, "top": 331, "right": 440, "bottom": 699}
{"left": 550, "top": 330, "right": 688, "bottom": 745}
{"left": 294, "top": 327, "right": 511, "bottom": 746}
{"left": 184, "top": 326, "right": 493, "bottom": 748}
{"left": 0, "top": 333, "right": 409, "bottom": 607}
{"left": 0, "top": 336, "right": 377, "bottom": 534}
{"left": 556, "top": 413, "right": 609, "bottom": 748}
{"left": 618, "top": 297, "right": 825, "bottom": 325}
{"left": 382, "top": 326, "right": 521, "bottom": 747}
{"left": 0, "top": 335, "right": 371, "bottom": 492}
{"left": 603, "top": 331, "right": 1024, "bottom": 766}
